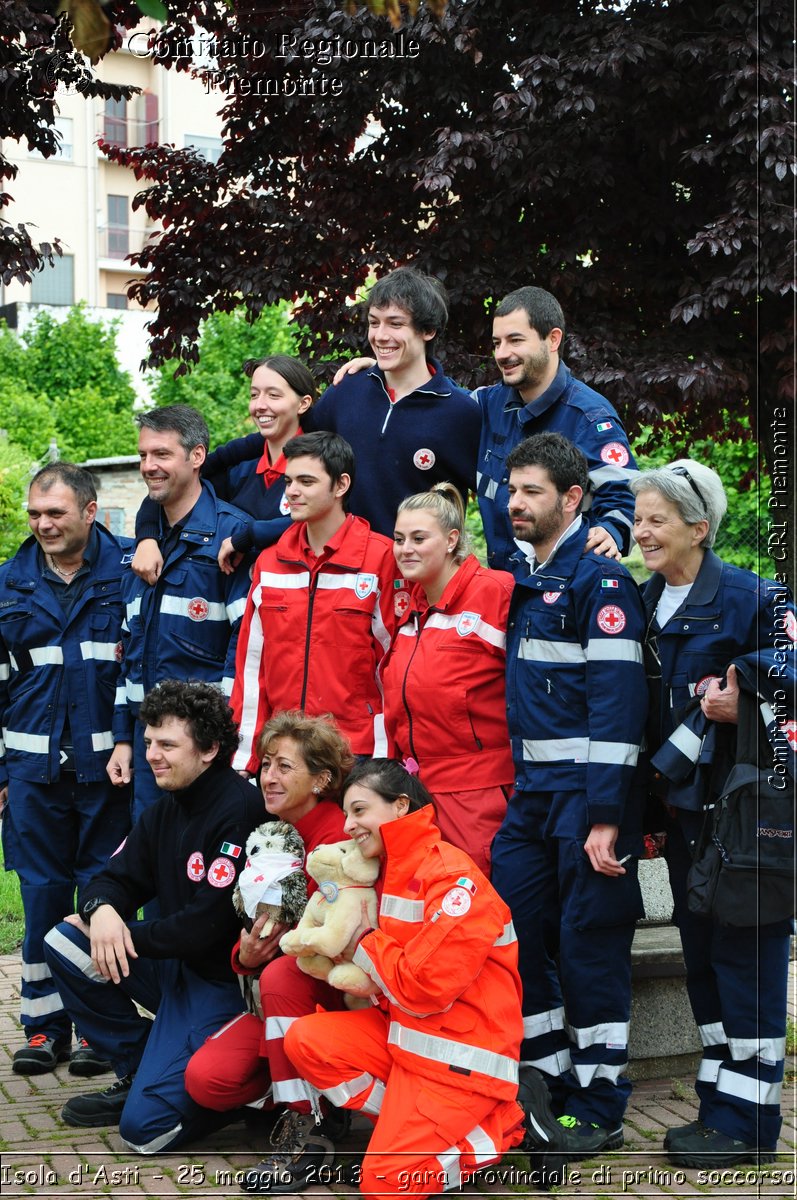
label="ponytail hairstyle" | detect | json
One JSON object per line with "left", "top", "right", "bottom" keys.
{"left": 396, "top": 482, "right": 471, "bottom": 565}
{"left": 342, "top": 758, "right": 435, "bottom": 814}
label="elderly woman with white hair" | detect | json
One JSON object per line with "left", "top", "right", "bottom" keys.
{"left": 631, "top": 459, "right": 795, "bottom": 1169}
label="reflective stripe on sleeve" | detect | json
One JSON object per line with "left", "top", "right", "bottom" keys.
{"left": 79, "top": 641, "right": 117, "bottom": 661}
{"left": 160, "top": 596, "right": 228, "bottom": 622}
{"left": 588, "top": 741, "right": 639, "bottom": 766}
{"left": 4, "top": 730, "right": 49, "bottom": 754}
{"left": 522, "top": 737, "right": 589, "bottom": 762}
{"left": 518, "top": 638, "right": 584, "bottom": 665}
{"left": 91, "top": 731, "right": 115, "bottom": 752}
{"left": 379, "top": 894, "right": 424, "bottom": 923}
{"left": 586, "top": 639, "right": 643, "bottom": 664}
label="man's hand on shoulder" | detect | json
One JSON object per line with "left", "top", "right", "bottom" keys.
{"left": 131, "top": 538, "right": 163, "bottom": 585}
{"left": 585, "top": 525, "right": 621, "bottom": 560}
{"left": 88, "top": 905, "right": 138, "bottom": 983}
{"left": 331, "top": 357, "right": 376, "bottom": 387}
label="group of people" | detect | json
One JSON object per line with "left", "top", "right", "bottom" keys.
{"left": 0, "top": 267, "right": 793, "bottom": 1196}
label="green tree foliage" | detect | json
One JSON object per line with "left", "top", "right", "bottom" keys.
{"left": 54, "top": 386, "right": 138, "bottom": 460}
{"left": 0, "top": 438, "right": 35, "bottom": 564}
{"left": 0, "top": 381, "right": 56, "bottom": 459}
{"left": 152, "top": 304, "right": 298, "bottom": 445}
{"left": 20, "top": 304, "right": 137, "bottom": 415}
{"left": 0, "top": 307, "right": 138, "bottom": 462}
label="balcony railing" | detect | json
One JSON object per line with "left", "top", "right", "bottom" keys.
{"left": 99, "top": 116, "right": 160, "bottom": 149}
{"left": 97, "top": 226, "right": 154, "bottom": 261}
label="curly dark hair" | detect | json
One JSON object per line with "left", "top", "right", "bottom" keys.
{"left": 138, "top": 680, "right": 240, "bottom": 763}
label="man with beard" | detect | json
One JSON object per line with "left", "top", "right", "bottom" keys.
{"left": 491, "top": 433, "right": 648, "bottom": 1167}
{"left": 474, "top": 287, "right": 637, "bottom": 571}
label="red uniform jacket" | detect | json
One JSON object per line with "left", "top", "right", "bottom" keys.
{"left": 232, "top": 516, "right": 398, "bottom": 770}
{"left": 380, "top": 555, "right": 515, "bottom": 791}
{"left": 353, "top": 805, "right": 523, "bottom": 1102}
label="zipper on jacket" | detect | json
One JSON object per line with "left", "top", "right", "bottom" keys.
{"left": 299, "top": 572, "right": 318, "bottom": 711}
{"left": 401, "top": 617, "right": 423, "bottom": 761}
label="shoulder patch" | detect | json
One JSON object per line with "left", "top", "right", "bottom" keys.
{"left": 597, "top": 604, "right": 626, "bottom": 635}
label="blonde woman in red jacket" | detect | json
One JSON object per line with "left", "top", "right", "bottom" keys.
{"left": 380, "top": 483, "right": 515, "bottom": 873}
{"left": 272, "top": 759, "right": 525, "bottom": 1200}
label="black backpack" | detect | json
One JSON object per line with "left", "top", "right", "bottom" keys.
{"left": 687, "top": 689, "right": 795, "bottom": 926}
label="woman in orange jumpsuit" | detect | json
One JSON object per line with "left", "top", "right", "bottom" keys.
{"left": 281, "top": 759, "right": 526, "bottom": 1200}
{"left": 381, "top": 483, "right": 515, "bottom": 873}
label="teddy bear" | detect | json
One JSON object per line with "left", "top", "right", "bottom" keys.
{"left": 233, "top": 821, "right": 308, "bottom": 938}
{"left": 279, "top": 839, "right": 379, "bottom": 995}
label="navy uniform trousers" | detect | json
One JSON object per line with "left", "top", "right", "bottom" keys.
{"left": 2, "top": 776, "right": 129, "bottom": 1042}
{"left": 43, "top": 921, "right": 245, "bottom": 1153}
{"left": 491, "top": 789, "right": 643, "bottom": 1130}
{"left": 666, "top": 810, "right": 790, "bottom": 1149}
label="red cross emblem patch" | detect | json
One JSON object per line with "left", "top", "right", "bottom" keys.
{"left": 781, "top": 720, "right": 797, "bottom": 752}
{"left": 413, "top": 448, "right": 436, "bottom": 470}
{"left": 695, "top": 674, "right": 720, "bottom": 697}
{"left": 187, "top": 851, "right": 205, "bottom": 881}
{"left": 355, "top": 573, "right": 377, "bottom": 599}
{"left": 597, "top": 604, "right": 626, "bottom": 634}
{"left": 187, "top": 597, "right": 209, "bottom": 622}
{"left": 279, "top": 493, "right": 291, "bottom": 515}
{"left": 543, "top": 591, "right": 561, "bottom": 605}
{"left": 394, "top": 590, "right": 410, "bottom": 617}
{"left": 784, "top": 611, "right": 797, "bottom": 643}
{"left": 456, "top": 611, "right": 479, "bottom": 637}
{"left": 208, "top": 857, "right": 235, "bottom": 888}
{"left": 442, "top": 886, "right": 471, "bottom": 916}
{"left": 600, "top": 442, "right": 630, "bottom": 467}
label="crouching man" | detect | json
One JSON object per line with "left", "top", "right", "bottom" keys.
{"left": 43, "top": 680, "right": 264, "bottom": 1153}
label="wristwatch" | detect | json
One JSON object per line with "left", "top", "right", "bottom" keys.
{"left": 81, "top": 897, "right": 111, "bottom": 920}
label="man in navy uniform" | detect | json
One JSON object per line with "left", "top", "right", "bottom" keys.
{"left": 106, "top": 405, "right": 251, "bottom": 820}
{"left": 0, "top": 463, "right": 131, "bottom": 1076}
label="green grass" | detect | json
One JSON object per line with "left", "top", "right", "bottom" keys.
{"left": 787, "top": 1017, "right": 797, "bottom": 1057}
{"left": 0, "top": 840, "right": 24, "bottom": 954}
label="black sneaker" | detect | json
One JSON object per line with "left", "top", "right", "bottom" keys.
{"left": 61, "top": 1074, "right": 134, "bottom": 1128}
{"left": 663, "top": 1118, "right": 702, "bottom": 1150}
{"left": 518, "top": 1066, "right": 562, "bottom": 1149}
{"left": 12, "top": 1033, "right": 71, "bottom": 1075}
{"left": 239, "top": 1109, "right": 336, "bottom": 1194}
{"left": 69, "top": 1037, "right": 112, "bottom": 1078}
{"left": 666, "top": 1124, "right": 776, "bottom": 1167}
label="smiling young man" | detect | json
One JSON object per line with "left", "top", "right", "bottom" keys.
{"left": 43, "top": 680, "right": 263, "bottom": 1153}
{"left": 491, "top": 432, "right": 648, "bottom": 1168}
{"left": 232, "top": 431, "right": 399, "bottom": 773}
{"left": 107, "top": 405, "right": 252, "bottom": 820}
{"left": 473, "top": 286, "right": 638, "bottom": 571}
{"left": 305, "top": 267, "right": 481, "bottom": 536}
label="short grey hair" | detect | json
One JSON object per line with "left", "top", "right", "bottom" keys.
{"left": 630, "top": 459, "right": 728, "bottom": 548}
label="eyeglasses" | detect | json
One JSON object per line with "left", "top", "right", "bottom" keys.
{"left": 669, "top": 466, "right": 708, "bottom": 514}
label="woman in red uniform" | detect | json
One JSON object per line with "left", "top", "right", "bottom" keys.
{"left": 382, "top": 483, "right": 515, "bottom": 872}
{"left": 277, "top": 758, "right": 526, "bottom": 1200}
{"left": 184, "top": 711, "right": 350, "bottom": 1139}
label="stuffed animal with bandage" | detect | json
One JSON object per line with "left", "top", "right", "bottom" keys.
{"left": 279, "top": 839, "right": 379, "bottom": 994}
{"left": 233, "top": 821, "right": 307, "bottom": 937}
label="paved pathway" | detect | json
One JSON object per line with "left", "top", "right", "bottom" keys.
{"left": 1, "top": 955, "right": 794, "bottom": 1197}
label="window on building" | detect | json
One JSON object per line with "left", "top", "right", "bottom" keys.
{"left": 97, "top": 508, "right": 126, "bottom": 536}
{"left": 104, "top": 97, "right": 127, "bottom": 147}
{"left": 30, "top": 116, "right": 73, "bottom": 161}
{"left": 106, "top": 293, "right": 128, "bottom": 310}
{"left": 31, "top": 255, "right": 74, "bottom": 305}
{"left": 184, "top": 134, "right": 223, "bottom": 165}
{"left": 107, "top": 195, "right": 129, "bottom": 258}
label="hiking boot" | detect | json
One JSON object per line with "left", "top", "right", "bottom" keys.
{"left": 666, "top": 1124, "right": 776, "bottom": 1167}
{"left": 551, "top": 1114, "right": 624, "bottom": 1156}
{"left": 663, "top": 1118, "right": 702, "bottom": 1149}
{"left": 69, "top": 1037, "right": 112, "bottom": 1078}
{"left": 239, "top": 1109, "right": 336, "bottom": 1194}
{"left": 12, "top": 1034, "right": 70, "bottom": 1075}
{"left": 61, "top": 1074, "right": 134, "bottom": 1128}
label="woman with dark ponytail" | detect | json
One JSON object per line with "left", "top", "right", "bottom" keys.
{"left": 271, "top": 757, "right": 525, "bottom": 1200}
{"left": 381, "top": 483, "right": 515, "bottom": 874}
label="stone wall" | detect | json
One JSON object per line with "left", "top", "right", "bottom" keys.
{"left": 81, "top": 456, "right": 146, "bottom": 539}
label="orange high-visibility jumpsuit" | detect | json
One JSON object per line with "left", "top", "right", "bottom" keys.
{"left": 285, "top": 805, "right": 525, "bottom": 1200}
